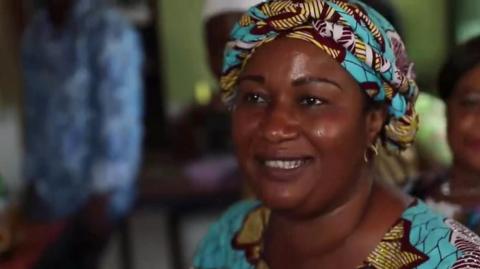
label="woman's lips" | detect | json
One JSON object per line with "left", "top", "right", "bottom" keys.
{"left": 254, "top": 156, "right": 313, "bottom": 181}
{"left": 465, "top": 139, "right": 480, "bottom": 151}
{"left": 263, "top": 159, "right": 308, "bottom": 170}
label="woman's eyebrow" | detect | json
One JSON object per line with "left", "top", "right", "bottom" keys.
{"left": 292, "top": 76, "right": 342, "bottom": 90}
{"left": 237, "top": 75, "right": 265, "bottom": 84}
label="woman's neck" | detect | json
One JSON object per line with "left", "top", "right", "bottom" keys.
{"left": 264, "top": 168, "right": 375, "bottom": 264}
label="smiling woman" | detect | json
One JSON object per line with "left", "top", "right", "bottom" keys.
{"left": 192, "top": 1, "right": 480, "bottom": 269}
{"left": 232, "top": 39, "right": 378, "bottom": 216}
{"left": 412, "top": 36, "right": 480, "bottom": 237}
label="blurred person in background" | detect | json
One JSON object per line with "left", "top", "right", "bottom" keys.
{"left": 203, "top": 0, "right": 265, "bottom": 81}
{"left": 412, "top": 36, "right": 480, "bottom": 234}
{"left": 21, "top": 0, "right": 143, "bottom": 268}
{"left": 172, "top": 0, "right": 263, "bottom": 160}
{"left": 169, "top": 0, "right": 265, "bottom": 194}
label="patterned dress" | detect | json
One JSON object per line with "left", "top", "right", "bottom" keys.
{"left": 193, "top": 200, "right": 480, "bottom": 268}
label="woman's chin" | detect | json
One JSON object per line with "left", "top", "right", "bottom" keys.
{"left": 254, "top": 182, "right": 340, "bottom": 218}
{"left": 257, "top": 188, "right": 305, "bottom": 211}
{"left": 247, "top": 175, "right": 315, "bottom": 211}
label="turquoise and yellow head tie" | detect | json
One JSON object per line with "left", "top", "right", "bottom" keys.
{"left": 221, "top": 0, "right": 419, "bottom": 152}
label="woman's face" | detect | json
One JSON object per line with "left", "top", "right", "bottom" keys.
{"left": 447, "top": 65, "right": 480, "bottom": 173}
{"left": 232, "top": 38, "right": 384, "bottom": 216}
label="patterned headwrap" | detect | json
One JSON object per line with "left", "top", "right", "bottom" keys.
{"left": 220, "top": 0, "right": 419, "bottom": 152}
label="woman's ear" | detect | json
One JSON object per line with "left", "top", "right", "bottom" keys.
{"left": 365, "top": 105, "right": 387, "bottom": 145}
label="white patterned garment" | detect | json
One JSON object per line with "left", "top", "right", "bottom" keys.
{"left": 447, "top": 219, "right": 480, "bottom": 268}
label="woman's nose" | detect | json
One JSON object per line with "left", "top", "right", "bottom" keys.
{"left": 261, "top": 104, "right": 299, "bottom": 143}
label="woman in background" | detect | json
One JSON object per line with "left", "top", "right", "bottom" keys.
{"left": 193, "top": 1, "right": 480, "bottom": 268}
{"left": 412, "top": 36, "right": 480, "bottom": 234}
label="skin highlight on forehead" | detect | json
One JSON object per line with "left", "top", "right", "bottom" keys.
{"left": 239, "top": 38, "right": 360, "bottom": 95}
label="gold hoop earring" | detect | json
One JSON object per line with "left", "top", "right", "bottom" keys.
{"left": 370, "top": 144, "right": 379, "bottom": 156}
{"left": 364, "top": 143, "right": 379, "bottom": 163}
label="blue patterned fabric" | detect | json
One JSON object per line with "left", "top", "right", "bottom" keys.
{"left": 403, "top": 202, "right": 462, "bottom": 268}
{"left": 193, "top": 200, "right": 259, "bottom": 269}
{"left": 22, "top": 0, "right": 143, "bottom": 220}
{"left": 192, "top": 200, "right": 480, "bottom": 269}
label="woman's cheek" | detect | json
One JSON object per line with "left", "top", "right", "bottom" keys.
{"left": 448, "top": 108, "right": 468, "bottom": 151}
{"left": 232, "top": 109, "right": 263, "bottom": 156}
{"left": 303, "top": 110, "right": 350, "bottom": 143}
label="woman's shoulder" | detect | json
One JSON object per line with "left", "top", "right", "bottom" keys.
{"left": 401, "top": 200, "right": 480, "bottom": 268}
{"left": 192, "top": 200, "right": 261, "bottom": 269}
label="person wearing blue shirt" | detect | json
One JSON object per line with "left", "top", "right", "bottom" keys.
{"left": 21, "top": 0, "right": 143, "bottom": 267}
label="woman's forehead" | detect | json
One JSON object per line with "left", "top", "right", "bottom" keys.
{"left": 240, "top": 38, "right": 355, "bottom": 87}
{"left": 243, "top": 38, "right": 340, "bottom": 71}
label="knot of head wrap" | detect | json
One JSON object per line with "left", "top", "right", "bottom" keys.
{"left": 220, "top": 0, "right": 419, "bottom": 152}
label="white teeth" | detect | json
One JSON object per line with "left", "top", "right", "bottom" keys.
{"left": 264, "top": 160, "right": 304, "bottom": 170}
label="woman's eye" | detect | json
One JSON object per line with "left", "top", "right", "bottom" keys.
{"left": 243, "top": 93, "right": 267, "bottom": 104}
{"left": 459, "top": 94, "right": 480, "bottom": 108}
{"left": 299, "top": 96, "right": 324, "bottom": 106}
{"left": 463, "top": 100, "right": 480, "bottom": 107}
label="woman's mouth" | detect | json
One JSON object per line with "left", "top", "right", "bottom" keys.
{"left": 263, "top": 159, "right": 307, "bottom": 170}
{"left": 250, "top": 147, "right": 315, "bottom": 181}
{"left": 465, "top": 138, "right": 480, "bottom": 150}
{"left": 254, "top": 156, "right": 313, "bottom": 182}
